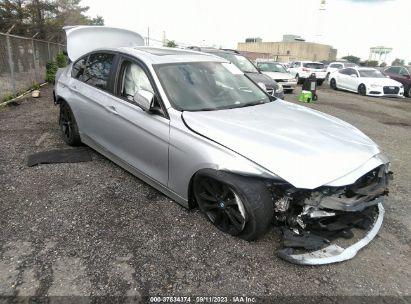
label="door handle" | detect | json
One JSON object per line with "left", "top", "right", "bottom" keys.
{"left": 105, "top": 105, "right": 119, "bottom": 115}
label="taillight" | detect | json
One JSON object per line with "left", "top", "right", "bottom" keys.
{"left": 302, "top": 68, "right": 309, "bottom": 72}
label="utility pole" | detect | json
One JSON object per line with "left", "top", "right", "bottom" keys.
{"left": 147, "top": 27, "right": 150, "bottom": 46}
{"left": 32, "top": 32, "right": 39, "bottom": 83}
{"left": 6, "top": 24, "right": 16, "bottom": 95}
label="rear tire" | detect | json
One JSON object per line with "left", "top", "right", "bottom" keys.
{"left": 193, "top": 169, "right": 274, "bottom": 241}
{"left": 358, "top": 84, "right": 367, "bottom": 96}
{"left": 296, "top": 74, "right": 303, "bottom": 84}
{"left": 317, "top": 80, "right": 324, "bottom": 86}
{"left": 59, "top": 101, "right": 82, "bottom": 146}
{"left": 407, "top": 87, "right": 411, "bottom": 98}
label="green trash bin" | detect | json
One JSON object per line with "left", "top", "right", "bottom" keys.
{"left": 298, "top": 90, "right": 313, "bottom": 103}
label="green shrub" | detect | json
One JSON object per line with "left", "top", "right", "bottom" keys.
{"left": 56, "top": 52, "right": 67, "bottom": 68}
{"left": 45, "top": 61, "right": 58, "bottom": 83}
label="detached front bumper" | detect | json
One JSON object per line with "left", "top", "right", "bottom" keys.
{"left": 278, "top": 203, "right": 384, "bottom": 265}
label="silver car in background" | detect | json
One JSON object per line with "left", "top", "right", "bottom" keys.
{"left": 54, "top": 26, "right": 392, "bottom": 265}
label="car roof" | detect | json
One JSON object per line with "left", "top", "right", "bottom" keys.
{"left": 300, "top": 61, "right": 323, "bottom": 63}
{"left": 96, "top": 46, "right": 227, "bottom": 65}
{"left": 355, "top": 67, "right": 378, "bottom": 71}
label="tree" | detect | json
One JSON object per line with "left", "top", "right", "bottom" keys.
{"left": 341, "top": 55, "right": 361, "bottom": 64}
{"left": 0, "top": 0, "right": 104, "bottom": 42}
{"left": 0, "top": 0, "right": 30, "bottom": 35}
{"left": 90, "top": 15, "right": 104, "bottom": 25}
{"left": 391, "top": 58, "right": 405, "bottom": 66}
{"left": 360, "top": 60, "right": 379, "bottom": 67}
{"left": 166, "top": 40, "right": 177, "bottom": 48}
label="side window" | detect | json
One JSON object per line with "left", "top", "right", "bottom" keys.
{"left": 83, "top": 53, "right": 115, "bottom": 91}
{"left": 119, "top": 61, "right": 154, "bottom": 101}
{"left": 347, "top": 68, "right": 358, "bottom": 76}
{"left": 339, "top": 68, "right": 348, "bottom": 75}
{"left": 400, "top": 68, "right": 409, "bottom": 76}
{"left": 387, "top": 67, "right": 400, "bottom": 74}
{"left": 71, "top": 56, "right": 87, "bottom": 80}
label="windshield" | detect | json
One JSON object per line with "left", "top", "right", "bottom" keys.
{"left": 359, "top": 69, "right": 385, "bottom": 78}
{"left": 213, "top": 52, "right": 259, "bottom": 73}
{"left": 155, "top": 62, "right": 270, "bottom": 111}
{"left": 303, "top": 62, "right": 325, "bottom": 69}
{"left": 257, "top": 62, "right": 288, "bottom": 73}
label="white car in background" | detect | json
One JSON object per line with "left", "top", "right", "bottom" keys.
{"left": 326, "top": 62, "right": 358, "bottom": 79}
{"left": 255, "top": 61, "right": 297, "bottom": 93}
{"left": 329, "top": 67, "right": 404, "bottom": 97}
{"left": 288, "top": 61, "right": 327, "bottom": 85}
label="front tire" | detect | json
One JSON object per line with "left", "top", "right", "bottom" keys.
{"left": 330, "top": 78, "right": 338, "bottom": 90}
{"left": 358, "top": 84, "right": 367, "bottom": 96}
{"left": 296, "top": 74, "right": 303, "bottom": 84}
{"left": 407, "top": 86, "right": 411, "bottom": 98}
{"left": 193, "top": 169, "right": 274, "bottom": 241}
{"left": 59, "top": 101, "right": 81, "bottom": 146}
{"left": 317, "top": 80, "right": 324, "bottom": 86}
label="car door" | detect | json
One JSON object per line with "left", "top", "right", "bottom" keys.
{"left": 384, "top": 67, "right": 401, "bottom": 82}
{"left": 102, "top": 56, "right": 170, "bottom": 186}
{"left": 398, "top": 67, "right": 411, "bottom": 87}
{"left": 68, "top": 52, "right": 118, "bottom": 147}
{"left": 336, "top": 68, "right": 349, "bottom": 89}
{"left": 345, "top": 68, "right": 360, "bottom": 91}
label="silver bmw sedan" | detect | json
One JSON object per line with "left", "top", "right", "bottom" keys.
{"left": 54, "top": 26, "right": 392, "bottom": 265}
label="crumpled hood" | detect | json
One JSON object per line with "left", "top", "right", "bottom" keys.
{"left": 183, "top": 100, "right": 381, "bottom": 189}
{"left": 262, "top": 71, "right": 294, "bottom": 80}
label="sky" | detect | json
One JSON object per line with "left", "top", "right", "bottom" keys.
{"left": 82, "top": 0, "right": 411, "bottom": 63}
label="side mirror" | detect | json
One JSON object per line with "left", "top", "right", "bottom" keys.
{"left": 350, "top": 74, "right": 358, "bottom": 78}
{"left": 257, "top": 82, "right": 267, "bottom": 91}
{"left": 133, "top": 89, "right": 154, "bottom": 112}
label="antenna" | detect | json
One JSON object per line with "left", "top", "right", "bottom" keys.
{"left": 316, "top": 0, "right": 326, "bottom": 42}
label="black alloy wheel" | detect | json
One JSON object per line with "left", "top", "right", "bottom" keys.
{"left": 59, "top": 102, "right": 81, "bottom": 146}
{"left": 330, "top": 78, "right": 337, "bottom": 90}
{"left": 358, "top": 84, "right": 367, "bottom": 96}
{"left": 195, "top": 177, "right": 246, "bottom": 236}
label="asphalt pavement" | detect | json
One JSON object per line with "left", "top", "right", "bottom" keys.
{"left": 0, "top": 85, "right": 410, "bottom": 302}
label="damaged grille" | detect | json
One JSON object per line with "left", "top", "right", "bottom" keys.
{"left": 268, "top": 164, "right": 392, "bottom": 255}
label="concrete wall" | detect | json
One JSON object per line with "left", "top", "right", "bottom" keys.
{"left": 237, "top": 41, "right": 337, "bottom": 62}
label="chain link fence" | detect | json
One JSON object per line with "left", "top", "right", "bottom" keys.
{"left": 0, "top": 32, "right": 66, "bottom": 101}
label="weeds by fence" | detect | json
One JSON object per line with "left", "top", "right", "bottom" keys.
{"left": 0, "top": 32, "right": 66, "bottom": 101}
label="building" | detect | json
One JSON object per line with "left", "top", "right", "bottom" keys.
{"left": 369, "top": 46, "right": 392, "bottom": 64}
{"left": 245, "top": 37, "right": 262, "bottom": 43}
{"left": 237, "top": 38, "right": 337, "bottom": 62}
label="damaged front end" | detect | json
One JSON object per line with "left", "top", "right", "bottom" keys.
{"left": 269, "top": 164, "right": 392, "bottom": 265}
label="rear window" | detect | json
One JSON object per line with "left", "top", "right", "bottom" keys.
{"left": 71, "top": 57, "right": 87, "bottom": 80}
{"left": 83, "top": 53, "right": 115, "bottom": 91}
{"left": 303, "top": 62, "right": 325, "bottom": 69}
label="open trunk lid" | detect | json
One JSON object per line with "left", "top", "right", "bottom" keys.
{"left": 64, "top": 26, "right": 144, "bottom": 62}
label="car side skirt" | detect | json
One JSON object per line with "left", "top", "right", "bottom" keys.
{"left": 81, "top": 133, "right": 189, "bottom": 208}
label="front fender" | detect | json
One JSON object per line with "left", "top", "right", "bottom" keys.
{"left": 168, "top": 110, "right": 282, "bottom": 204}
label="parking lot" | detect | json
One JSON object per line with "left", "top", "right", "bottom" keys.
{"left": 0, "top": 84, "right": 410, "bottom": 300}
